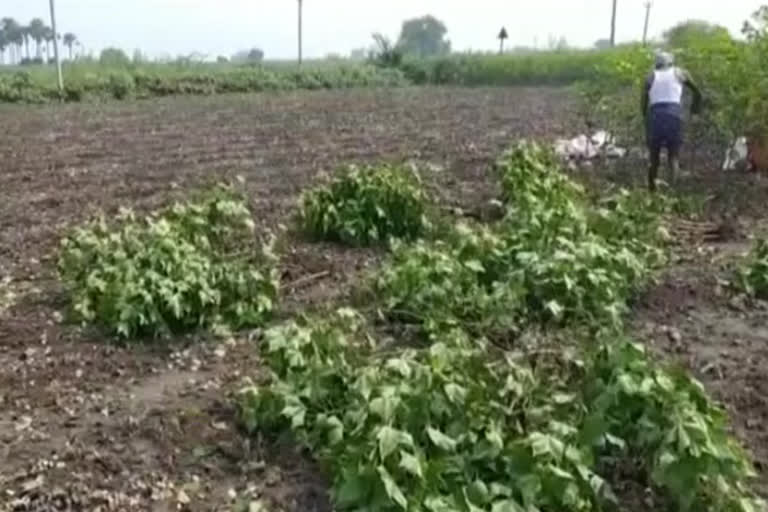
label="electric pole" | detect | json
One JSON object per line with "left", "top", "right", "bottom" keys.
{"left": 642, "top": 1, "right": 652, "bottom": 45}
{"left": 298, "top": 0, "right": 303, "bottom": 66}
{"left": 610, "top": 0, "right": 618, "bottom": 47}
{"left": 49, "top": 0, "right": 63, "bottom": 91}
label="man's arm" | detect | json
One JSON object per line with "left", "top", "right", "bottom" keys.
{"left": 641, "top": 72, "right": 653, "bottom": 119}
{"left": 678, "top": 68, "right": 703, "bottom": 114}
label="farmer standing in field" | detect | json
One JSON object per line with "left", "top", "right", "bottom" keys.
{"left": 641, "top": 51, "right": 703, "bottom": 191}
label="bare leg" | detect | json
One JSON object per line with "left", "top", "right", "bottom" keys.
{"left": 648, "top": 146, "right": 661, "bottom": 192}
{"left": 667, "top": 147, "right": 680, "bottom": 186}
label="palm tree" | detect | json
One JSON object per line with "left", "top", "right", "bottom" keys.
{"left": 28, "top": 18, "right": 47, "bottom": 59}
{"left": 23, "top": 26, "right": 33, "bottom": 60}
{"left": 1, "top": 18, "right": 23, "bottom": 64}
{"left": 0, "top": 27, "right": 7, "bottom": 65}
{"left": 43, "top": 27, "right": 54, "bottom": 62}
{"left": 1, "top": 19, "right": 12, "bottom": 63}
{"left": 63, "top": 32, "right": 77, "bottom": 60}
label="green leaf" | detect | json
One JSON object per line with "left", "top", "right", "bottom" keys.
{"left": 386, "top": 358, "right": 412, "bottom": 378}
{"left": 465, "top": 259, "right": 485, "bottom": 273}
{"left": 605, "top": 433, "right": 626, "bottom": 450}
{"left": 369, "top": 395, "right": 399, "bottom": 422}
{"left": 467, "top": 480, "right": 490, "bottom": 505}
{"left": 491, "top": 499, "right": 526, "bottom": 512}
{"left": 377, "top": 465, "right": 407, "bottom": 510}
{"left": 399, "top": 451, "right": 424, "bottom": 479}
{"left": 486, "top": 426, "right": 504, "bottom": 452}
{"left": 427, "top": 427, "right": 458, "bottom": 451}
{"left": 545, "top": 300, "right": 564, "bottom": 318}
{"left": 516, "top": 473, "right": 541, "bottom": 506}
{"left": 444, "top": 383, "right": 468, "bottom": 404}
{"left": 377, "top": 426, "right": 402, "bottom": 460}
{"left": 551, "top": 393, "right": 575, "bottom": 405}
{"left": 489, "top": 483, "right": 513, "bottom": 498}
{"left": 424, "top": 496, "right": 454, "bottom": 512}
{"left": 739, "top": 497, "right": 761, "bottom": 512}
{"left": 528, "top": 432, "right": 563, "bottom": 458}
{"left": 335, "top": 472, "right": 368, "bottom": 508}
{"left": 326, "top": 415, "right": 344, "bottom": 445}
{"left": 547, "top": 464, "right": 575, "bottom": 481}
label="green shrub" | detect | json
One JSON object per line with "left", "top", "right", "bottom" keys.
{"left": 373, "top": 229, "right": 522, "bottom": 334}
{"left": 399, "top": 47, "right": 644, "bottom": 86}
{"left": 106, "top": 71, "right": 135, "bottom": 99}
{"left": 585, "top": 340, "right": 760, "bottom": 512}
{"left": 495, "top": 140, "right": 588, "bottom": 241}
{"left": 239, "top": 311, "right": 762, "bottom": 512}
{"left": 0, "top": 63, "right": 409, "bottom": 104}
{"left": 735, "top": 239, "right": 768, "bottom": 298}
{"left": 298, "top": 164, "right": 432, "bottom": 246}
{"left": 58, "top": 184, "right": 279, "bottom": 339}
{"left": 373, "top": 142, "right": 666, "bottom": 333}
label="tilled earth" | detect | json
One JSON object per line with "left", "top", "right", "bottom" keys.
{"left": 1, "top": 87, "right": 768, "bottom": 510}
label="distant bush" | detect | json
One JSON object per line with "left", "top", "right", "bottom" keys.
{"left": 298, "top": 164, "right": 431, "bottom": 246}
{"left": 0, "top": 64, "right": 409, "bottom": 103}
{"left": 106, "top": 71, "right": 135, "bottom": 99}
{"left": 399, "top": 48, "right": 639, "bottom": 86}
{"left": 58, "top": 184, "right": 279, "bottom": 339}
{"left": 100, "top": 47, "right": 131, "bottom": 66}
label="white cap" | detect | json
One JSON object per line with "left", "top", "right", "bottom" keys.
{"left": 655, "top": 51, "right": 674, "bottom": 68}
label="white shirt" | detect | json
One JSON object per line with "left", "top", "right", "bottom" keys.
{"left": 649, "top": 67, "right": 684, "bottom": 105}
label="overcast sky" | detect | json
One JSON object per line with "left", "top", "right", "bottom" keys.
{"left": 2, "top": 1, "right": 764, "bottom": 59}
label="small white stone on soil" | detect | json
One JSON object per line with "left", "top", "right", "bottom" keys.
{"left": 249, "top": 500, "right": 268, "bottom": 512}
{"left": 14, "top": 415, "right": 32, "bottom": 431}
{"left": 177, "top": 489, "right": 190, "bottom": 505}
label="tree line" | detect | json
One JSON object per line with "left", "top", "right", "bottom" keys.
{"left": 0, "top": 17, "right": 78, "bottom": 65}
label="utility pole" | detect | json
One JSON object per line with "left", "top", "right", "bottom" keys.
{"left": 298, "top": 0, "right": 303, "bottom": 66}
{"left": 49, "top": 0, "right": 64, "bottom": 91}
{"left": 610, "top": 0, "right": 618, "bottom": 47}
{"left": 642, "top": 1, "right": 652, "bottom": 45}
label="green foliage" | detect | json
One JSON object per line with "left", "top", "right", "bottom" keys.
{"left": 576, "top": 11, "right": 768, "bottom": 150}
{"left": 0, "top": 63, "right": 409, "bottom": 104}
{"left": 664, "top": 20, "right": 733, "bottom": 49}
{"left": 105, "top": 70, "right": 135, "bottom": 99}
{"left": 373, "top": 142, "right": 666, "bottom": 333}
{"left": 399, "top": 47, "right": 644, "bottom": 87}
{"left": 735, "top": 239, "right": 768, "bottom": 299}
{"left": 239, "top": 311, "right": 762, "bottom": 512}
{"left": 575, "top": 45, "right": 652, "bottom": 146}
{"left": 0, "top": 70, "right": 47, "bottom": 103}
{"left": 58, "top": 184, "right": 279, "bottom": 339}
{"left": 584, "top": 341, "right": 761, "bottom": 512}
{"left": 298, "top": 164, "right": 431, "bottom": 246}
{"left": 99, "top": 47, "right": 131, "bottom": 66}
{"left": 374, "top": 229, "right": 523, "bottom": 334}
{"left": 369, "top": 33, "right": 404, "bottom": 69}
{"left": 741, "top": 6, "right": 768, "bottom": 134}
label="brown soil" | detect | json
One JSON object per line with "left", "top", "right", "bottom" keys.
{"left": 1, "top": 86, "right": 768, "bottom": 510}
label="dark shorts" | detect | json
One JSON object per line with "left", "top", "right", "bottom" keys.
{"left": 647, "top": 110, "right": 683, "bottom": 155}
